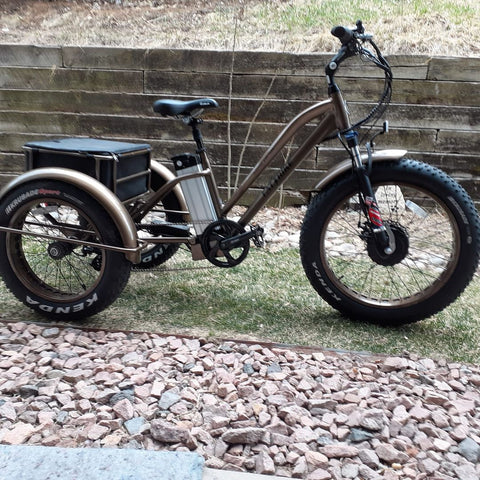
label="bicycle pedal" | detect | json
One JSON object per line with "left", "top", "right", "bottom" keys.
{"left": 252, "top": 226, "right": 265, "bottom": 248}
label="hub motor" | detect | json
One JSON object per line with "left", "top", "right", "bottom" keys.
{"left": 366, "top": 222, "right": 409, "bottom": 267}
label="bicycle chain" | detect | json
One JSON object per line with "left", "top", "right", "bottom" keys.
{"left": 134, "top": 264, "right": 215, "bottom": 273}
{"left": 133, "top": 244, "right": 216, "bottom": 273}
{"left": 134, "top": 221, "right": 211, "bottom": 273}
{"left": 133, "top": 219, "right": 263, "bottom": 273}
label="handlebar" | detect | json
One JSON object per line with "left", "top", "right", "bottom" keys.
{"left": 326, "top": 23, "right": 361, "bottom": 78}
{"left": 326, "top": 19, "right": 389, "bottom": 82}
{"left": 331, "top": 26, "right": 354, "bottom": 45}
{"left": 331, "top": 20, "right": 373, "bottom": 46}
{"left": 327, "top": 20, "right": 374, "bottom": 76}
{"left": 326, "top": 20, "right": 393, "bottom": 132}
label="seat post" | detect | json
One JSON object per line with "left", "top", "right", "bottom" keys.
{"left": 184, "top": 116, "right": 223, "bottom": 216}
{"left": 187, "top": 117, "right": 206, "bottom": 153}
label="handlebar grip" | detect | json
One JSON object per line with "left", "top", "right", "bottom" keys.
{"left": 331, "top": 25, "right": 354, "bottom": 45}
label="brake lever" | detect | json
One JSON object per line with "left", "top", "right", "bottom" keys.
{"left": 355, "top": 19, "right": 364, "bottom": 34}
{"left": 353, "top": 20, "right": 373, "bottom": 44}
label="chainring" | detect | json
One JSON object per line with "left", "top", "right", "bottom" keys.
{"left": 201, "top": 219, "right": 250, "bottom": 268}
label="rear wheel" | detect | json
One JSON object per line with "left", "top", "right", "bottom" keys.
{"left": 0, "top": 181, "right": 131, "bottom": 319}
{"left": 134, "top": 170, "right": 186, "bottom": 269}
{"left": 300, "top": 159, "right": 480, "bottom": 325}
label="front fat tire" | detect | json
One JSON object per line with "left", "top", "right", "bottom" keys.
{"left": 0, "top": 181, "right": 132, "bottom": 320}
{"left": 300, "top": 159, "right": 480, "bottom": 325}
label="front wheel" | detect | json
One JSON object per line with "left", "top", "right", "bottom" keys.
{"left": 0, "top": 180, "right": 132, "bottom": 320}
{"left": 300, "top": 159, "right": 480, "bottom": 325}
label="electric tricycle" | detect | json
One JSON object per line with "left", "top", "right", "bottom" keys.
{"left": 0, "top": 21, "right": 478, "bottom": 325}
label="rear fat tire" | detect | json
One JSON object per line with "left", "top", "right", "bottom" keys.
{"left": 0, "top": 181, "right": 131, "bottom": 320}
{"left": 135, "top": 171, "right": 184, "bottom": 269}
{"left": 300, "top": 159, "right": 480, "bottom": 325}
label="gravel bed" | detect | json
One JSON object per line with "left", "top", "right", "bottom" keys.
{"left": 1, "top": 321, "right": 480, "bottom": 480}
{"left": 231, "top": 206, "right": 304, "bottom": 251}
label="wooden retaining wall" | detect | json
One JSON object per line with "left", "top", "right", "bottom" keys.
{"left": 0, "top": 45, "right": 479, "bottom": 205}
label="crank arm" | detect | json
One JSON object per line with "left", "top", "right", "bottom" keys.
{"left": 220, "top": 226, "right": 264, "bottom": 250}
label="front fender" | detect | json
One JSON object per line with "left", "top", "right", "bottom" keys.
{"left": 0, "top": 168, "right": 140, "bottom": 263}
{"left": 314, "top": 149, "right": 408, "bottom": 192}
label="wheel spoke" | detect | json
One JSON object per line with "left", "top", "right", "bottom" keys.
{"left": 321, "top": 181, "right": 459, "bottom": 306}
{"left": 10, "top": 201, "right": 104, "bottom": 298}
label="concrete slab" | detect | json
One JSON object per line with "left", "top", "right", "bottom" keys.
{"left": 0, "top": 445, "right": 204, "bottom": 480}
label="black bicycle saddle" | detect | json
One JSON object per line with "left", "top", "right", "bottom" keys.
{"left": 153, "top": 98, "right": 219, "bottom": 117}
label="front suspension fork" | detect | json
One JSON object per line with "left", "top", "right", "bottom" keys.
{"left": 345, "top": 131, "right": 393, "bottom": 254}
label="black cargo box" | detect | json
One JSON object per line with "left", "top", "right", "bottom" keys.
{"left": 23, "top": 137, "right": 151, "bottom": 202}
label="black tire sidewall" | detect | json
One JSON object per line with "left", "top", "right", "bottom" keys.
{"left": 136, "top": 172, "right": 183, "bottom": 269}
{"left": 0, "top": 181, "right": 131, "bottom": 319}
{"left": 300, "top": 159, "right": 480, "bottom": 324}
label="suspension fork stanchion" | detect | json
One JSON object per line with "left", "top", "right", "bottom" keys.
{"left": 345, "top": 130, "right": 393, "bottom": 254}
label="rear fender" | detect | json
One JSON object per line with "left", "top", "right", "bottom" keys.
{"left": 0, "top": 167, "right": 140, "bottom": 263}
{"left": 314, "top": 149, "right": 408, "bottom": 192}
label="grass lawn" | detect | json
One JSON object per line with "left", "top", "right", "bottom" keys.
{"left": 2, "top": 247, "right": 479, "bottom": 364}
{"left": 0, "top": 0, "right": 479, "bottom": 364}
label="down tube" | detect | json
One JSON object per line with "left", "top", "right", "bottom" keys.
{"left": 238, "top": 108, "right": 337, "bottom": 226}
{"left": 222, "top": 99, "right": 335, "bottom": 216}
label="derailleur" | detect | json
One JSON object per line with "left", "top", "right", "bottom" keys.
{"left": 201, "top": 219, "right": 264, "bottom": 268}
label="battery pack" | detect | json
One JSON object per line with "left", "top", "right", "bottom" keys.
{"left": 173, "top": 153, "right": 217, "bottom": 234}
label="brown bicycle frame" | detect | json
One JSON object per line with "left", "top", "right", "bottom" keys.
{"left": 133, "top": 90, "right": 350, "bottom": 239}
